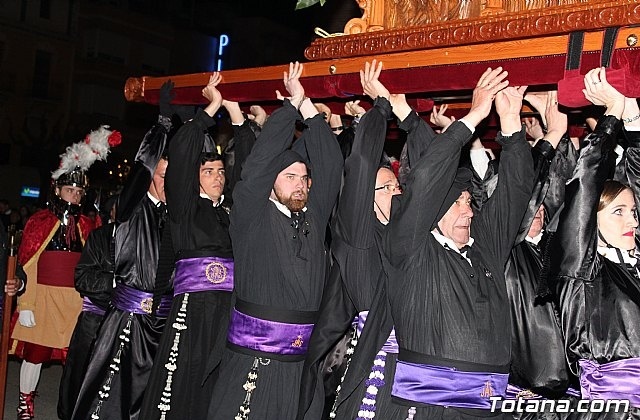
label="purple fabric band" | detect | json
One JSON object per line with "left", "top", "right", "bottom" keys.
{"left": 173, "top": 256, "right": 234, "bottom": 296}
{"left": 579, "top": 358, "right": 640, "bottom": 408}
{"left": 392, "top": 360, "right": 508, "bottom": 410}
{"left": 112, "top": 284, "right": 172, "bottom": 317}
{"left": 356, "top": 310, "right": 398, "bottom": 354}
{"left": 82, "top": 297, "right": 106, "bottom": 317}
{"left": 227, "top": 308, "right": 314, "bottom": 356}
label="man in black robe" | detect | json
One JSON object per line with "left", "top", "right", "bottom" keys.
{"left": 207, "top": 62, "right": 343, "bottom": 419}
{"left": 72, "top": 100, "right": 172, "bottom": 420}
{"left": 298, "top": 61, "right": 444, "bottom": 420}
{"left": 501, "top": 95, "right": 581, "bottom": 418}
{"left": 140, "top": 75, "right": 255, "bottom": 420}
{"left": 58, "top": 220, "right": 115, "bottom": 420}
{"left": 339, "top": 68, "right": 535, "bottom": 420}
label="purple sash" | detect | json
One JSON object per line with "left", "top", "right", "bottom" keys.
{"left": 112, "top": 284, "right": 172, "bottom": 317}
{"left": 392, "top": 360, "right": 508, "bottom": 409}
{"left": 173, "top": 256, "right": 234, "bottom": 296}
{"left": 579, "top": 358, "right": 640, "bottom": 408}
{"left": 356, "top": 310, "right": 398, "bottom": 354}
{"left": 227, "top": 308, "right": 314, "bottom": 356}
{"left": 82, "top": 297, "right": 106, "bottom": 317}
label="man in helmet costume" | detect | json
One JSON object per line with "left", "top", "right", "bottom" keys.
{"left": 10, "top": 125, "right": 117, "bottom": 420}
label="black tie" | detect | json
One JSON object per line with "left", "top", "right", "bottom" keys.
{"left": 157, "top": 202, "right": 168, "bottom": 231}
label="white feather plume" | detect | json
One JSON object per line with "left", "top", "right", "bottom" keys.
{"left": 51, "top": 125, "right": 118, "bottom": 180}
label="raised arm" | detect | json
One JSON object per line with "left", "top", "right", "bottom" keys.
{"left": 165, "top": 74, "right": 222, "bottom": 220}
{"left": 117, "top": 95, "right": 171, "bottom": 223}
{"left": 387, "top": 67, "right": 509, "bottom": 266}
{"left": 222, "top": 100, "right": 257, "bottom": 193}
{"left": 622, "top": 97, "right": 640, "bottom": 223}
{"left": 231, "top": 62, "right": 306, "bottom": 227}
{"left": 395, "top": 94, "right": 438, "bottom": 166}
{"left": 513, "top": 91, "right": 567, "bottom": 244}
{"left": 472, "top": 85, "right": 535, "bottom": 263}
{"left": 334, "top": 60, "right": 392, "bottom": 248}
{"left": 550, "top": 68, "right": 625, "bottom": 281}
{"left": 296, "top": 108, "right": 343, "bottom": 224}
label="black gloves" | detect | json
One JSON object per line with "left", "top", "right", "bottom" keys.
{"left": 159, "top": 80, "right": 175, "bottom": 118}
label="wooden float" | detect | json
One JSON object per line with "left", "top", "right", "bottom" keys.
{"left": 124, "top": 1, "right": 640, "bottom": 122}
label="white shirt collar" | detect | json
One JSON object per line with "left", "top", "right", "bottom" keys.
{"left": 615, "top": 144, "right": 624, "bottom": 166}
{"left": 597, "top": 245, "right": 638, "bottom": 266}
{"left": 430, "top": 229, "right": 474, "bottom": 265}
{"left": 147, "top": 191, "right": 161, "bottom": 206}
{"left": 200, "top": 193, "right": 224, "bottom": 207}
{"left": 526, "top": 231, "right": 543, "bottom": 245}
{"left": 269, "top": 197, "right": 306, "bottom": 218}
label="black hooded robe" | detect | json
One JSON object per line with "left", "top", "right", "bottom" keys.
{"left": 207, "top": 100, "right": 343, "bottom": 419}
{"left": 140, "top": 110, "right": 255, "bottom": 420}
{"left": 339, "top": 123, "right": 534, "bottom": 420}
{"left": 548, "top": 116, "right": 640, "bottom": 420}
{"left": 72, "top": 116, "right": 170, "bottom": 420}
{"left": 58, "top": 222, "right": 115, "bottom": 420}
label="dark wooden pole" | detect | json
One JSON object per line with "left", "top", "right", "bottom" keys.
{"left": 0, "top": 226, "right": 18, "bottom": 416}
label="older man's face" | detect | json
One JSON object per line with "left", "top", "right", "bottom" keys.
{"left": 437, "top": 191, "right": 473, "bottom": 249}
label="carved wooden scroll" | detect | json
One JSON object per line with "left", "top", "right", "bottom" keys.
{"left": 306, "top": 0, "right": 636, "bottom": 60}
{"left": 344, "top": 0, "right": 601, "bottom": 34}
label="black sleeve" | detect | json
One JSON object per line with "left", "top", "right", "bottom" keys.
{"left": 74, "top": 224, "right": 115, "bottom": 310}
{"left": 225, "top": 120, "right": 257, "bottom": 193}
{"left": 117, "top": 116, "right": 170, "bottom": 223}
{"left": 473, "top": 127, "right": 535, "bottom": 264}
{"left": 231, "top": 101, "right": 300, "bottom": 230}
{"left": 166, "top": 109, "right": 215, "bottom": 222}
{"left": 333, "top": 97, "right": 391, "bottom": 249}
{"left": 623, "top": 128, "right": 640, "bottom": 239}
{"left": 399, "top": 111, "right": 438, "bottom": 167}
{"left": 545, "top": 116, "right": 621, "bottom": 372}
{"left": 386, "top": 121, "right": 473, "bottom": 267}
{"left": 544, "top": 136, "right": 579, "bottom": 229}
{"left": 470, "top": 159, "right": 499, "bottom": 212}
{"left": 513, "top": 140, "right": 556, "bottom": 245}
{"left": 549, "top": 116, "right": 621, "bottom": 282}
{"left": 296, "top": 113, "right": 344, "bottom": 224}
{"left": 298, "top": 264, "right": 356, "bottom": 419}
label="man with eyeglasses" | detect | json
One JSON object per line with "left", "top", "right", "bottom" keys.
{"left": 334, "top": 68, "right": 535, "bottom": 420}
{"left": 299, "top": 60, "right": 416, "bottom": 419}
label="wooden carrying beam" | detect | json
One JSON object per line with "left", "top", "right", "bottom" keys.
{"left": 124, "top": 0, "right": 640, "bottom": 106}
{"left": 125, "top": 27, "right": 640, "bottom": 110}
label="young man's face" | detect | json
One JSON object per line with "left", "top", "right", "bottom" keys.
{"left": 199, "top": 160, "right": 225, "bottom": 202}
{"left": 56, "top": 185, "right": 85, "bottom": 205}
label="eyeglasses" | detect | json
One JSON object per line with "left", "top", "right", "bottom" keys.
{"left": 374, "top": 184, "right": 401, "bottom": 193}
